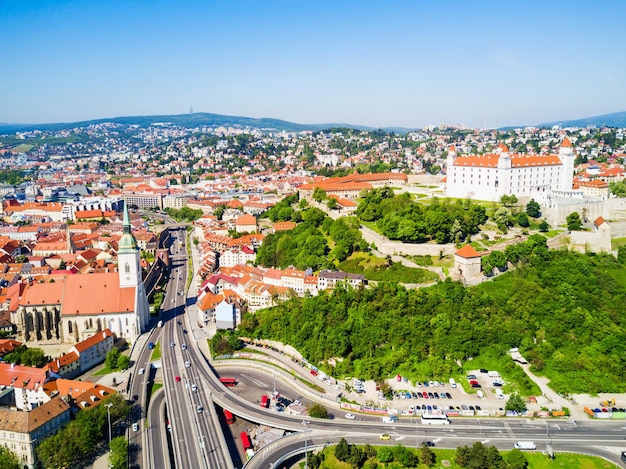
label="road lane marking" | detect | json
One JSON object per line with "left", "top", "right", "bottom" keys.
{"left": 241, "top": 374, "right": 268, "bottom": 387}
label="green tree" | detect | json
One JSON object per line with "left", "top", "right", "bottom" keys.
{"left": 326, "top": 197, "right": 338, "bottom": 210}
{"left": 312, "top": 187, "right": 327, "bottom": 203}
{"left": 526, "top": 199, "right": 541, "bottom": 218}
{"left": 0, "top": 445, "right": 20, "bottom": 469}
{"left": 506, "top": 393, "right": 527, "bottom": 413}
{"left": 348, "top": 445, "right": 367, "bottom": 467}
{"left": 117, "top": 355, "right": 130, "bottom": 371}
{"left": 494, "top": 207, "right": 512, "bottom": 232}
{"left": 419, "top": 443, "right": 436, "bottom": 467}
{"left": 377, "top": 446, "right": 394, "bottom": 463}
{"left": 506, "top": 448, "right": 529, "bottom": 469}
{"left": 105, "top": 348, "right": 121, "bottom": 370}
{"left": 500, "top": 194, "right": 518, "bottom": 207}
{"left": 538, "top": 220, "right": 549, "bottom": 232}
{"left": 21, "top": 348, "right": 46, "bottom": 367}
{"left": 109, "top": 436, "right": 128, "bottom": 469}
{"left": 517, "top": 212, "right": 530, "bottom": 227}
{"left": 334, "top": 437, "right": 350, "bottom": 461}
{"left": 308, "top": 403, "right": 329, "bottom": 419}
{"left": 566, "top": 212, "right": 582, "bottom": 231}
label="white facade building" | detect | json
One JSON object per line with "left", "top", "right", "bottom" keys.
{"left": 446, "top": 138, "right": 576, "bottom": 202}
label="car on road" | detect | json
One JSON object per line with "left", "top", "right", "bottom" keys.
{"left": 170, "top": 342, "right": 175, "bottom": 347}
{"left": 132, "top": 423, "right": 139, "bottom": 432}
{"left": 196, "top": 405, "right": 203, "bottom": 413}
{"left": 345, "top": 413, "right": 356, "bottom": 420}
{"left": 191, "top": 384, "right": 198, "bottom": 392}
{"left": 446, "top": 392, "right": 452, "bottom": 399}
{"left": 379, "top": 434, "right": 391, "bottom": 440}
{"left": 423, "top": 441, "right": 435, "bottom": 447}
{"left": 148, "top": 342, "right": 155, "bottom": 349}
{"left": 139, "top": 368, "right": 145, "bottom": 375}
{"left": 175, "top": 376, "right": 181, "bottom": 382}
{"left": 185, "top": 361, "right": 190, "bottom": 368}
{"left": 182, "top": 344, "right": 187, "bottom": 350}
{"left": 133, "top": 394, "right": 138, "bottom": 402}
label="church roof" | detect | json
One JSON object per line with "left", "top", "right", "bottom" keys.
{"left": 19, "top": 273, "right": 136, "bottom": 316}
{"left": 62, "top": 273, "right": 136, "bottom": 316}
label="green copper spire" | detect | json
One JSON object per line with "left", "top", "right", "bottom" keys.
{"left": 118, "top": 202, "right": 138, "bottom": 252}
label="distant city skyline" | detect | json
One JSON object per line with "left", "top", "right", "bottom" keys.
{"left": 1, "top": 0, "right": 625, "bottom": 129}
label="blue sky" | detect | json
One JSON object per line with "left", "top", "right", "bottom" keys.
{"left": 1, "top": 0, "right": 625, "bottom": 128}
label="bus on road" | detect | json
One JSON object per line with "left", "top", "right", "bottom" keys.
{"left": 218, "top": 377, "right": 238, "bottom": 387}
{"left": 421, "top": 413, "right": 450, "bottom": 425}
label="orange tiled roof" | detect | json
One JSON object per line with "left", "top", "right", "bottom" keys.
{"left": 72, "top": 329, "right": 112, "bottom": 353}
{"left": 454, "top": 153, "right": 562, "bottom": 168}
{"left": 455, "top": 244, "right": 481, "bottom": 258}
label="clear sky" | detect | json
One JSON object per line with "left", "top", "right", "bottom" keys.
{"left": 1, "top": 0, "right": 625, "bottom": 129}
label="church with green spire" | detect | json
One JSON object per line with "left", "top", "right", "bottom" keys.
{"left": 12, "top": 203, "right": 150, "bottom": 345}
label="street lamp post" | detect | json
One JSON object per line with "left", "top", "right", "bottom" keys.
{"left": 105, "top": 403, "right": 113, "bottom": 447}
{"left": 302, "top": 420, "right": 308, "bottom": 468}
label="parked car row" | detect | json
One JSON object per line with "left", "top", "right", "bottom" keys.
{"left": 416, "top": 381, "right": 446, "bottom": 388}
{"left": 408, "top": 403, "right": 483, "bottom": 413}
{"left": 394, "top": 390, "right": 454, "bottom": 400}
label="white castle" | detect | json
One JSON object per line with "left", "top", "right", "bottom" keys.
{"left": 445, "top": 137, "right": 576, "bottom": 202}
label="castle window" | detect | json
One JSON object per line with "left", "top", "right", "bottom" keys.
{"left": 125, "top": 263, "right": 130, "bottom": 274}
{"left": 68, "top": 322, "right": 72, "bottom": 333}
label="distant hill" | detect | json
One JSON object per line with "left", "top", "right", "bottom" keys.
{"left": 0, "top": 112, "right": 414, "bottom": 135}
{"left": 537, "top": 111, "right": 626, "bottom": 129}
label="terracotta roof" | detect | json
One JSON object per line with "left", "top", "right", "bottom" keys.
{"left": 274, "top": 221, "right": 296, "bottom": 231}
{"left": 561, "top": 137, "right": 572, "bottom": 147}
{"left": 455, "top": 244, "right": 481, "bottom": 258}
{"left": 454, "top": 153, "right": 562, "bottom": 168}
{"left": 63, "top": 273, "right": 136, "bottom": 316}
{"left": 72, "top": 329, "right": 112, "bottom": 353}
{"left": 594, "top": 216, "right": 606, "bottom": 227}
{"left": 236, "top": 214, "right": 257, "bottom": 226}
{"left": 0, "top": 363, "right": 49, "bottom": 390}
{"left": 0, "top": 396, "right": 70, "bottom": 433}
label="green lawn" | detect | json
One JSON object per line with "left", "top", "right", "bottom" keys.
{"left": 151, "top": 342, "right": 161, "bottom": 361}
{"left": 10, "top": 144, "right": 34, "bottom": 153}
{"left": 308, "top": 447, "right": 618, "bottom": 468}
{"left": 338, "top": 252, "right": 438, "bottom": 283}
{"left": 150, "top": 383, "right": 163, "bottom": 397}
{"left": 93, "top": 365, "right": 116, "bottom": 376}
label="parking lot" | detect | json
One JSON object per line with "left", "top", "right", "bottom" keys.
{"left": 342, "top": 370, "right": 509, "bottom": 417}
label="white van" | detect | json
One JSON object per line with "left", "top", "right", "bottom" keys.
{"left": 449, "top": 378, "right": 457, "bottom": 388}
{"left": 476, "top": 390, "right": 484, "bottom": 398}
{"left": 382, "top": 416, "right": 399, "bottom": 423}
{"left": 495, "top": 388, "right": 504, "bottom": 399}
{"left": 514, "top": 441, "right": 536, "bottom": 450}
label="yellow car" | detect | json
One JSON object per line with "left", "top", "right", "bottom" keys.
{"left": 379, "top": 434, "right": 391, "bottom": 440}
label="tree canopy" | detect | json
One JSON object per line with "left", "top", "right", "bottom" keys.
{"left": 240, "top": 240, "right": 626, "bottom": 394}
{"left": 356, "top": 190, "right": 486, "bottom": 244}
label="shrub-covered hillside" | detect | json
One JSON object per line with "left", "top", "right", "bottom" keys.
{"left": 238, "top": 245, "right": 626, "bottom": 394}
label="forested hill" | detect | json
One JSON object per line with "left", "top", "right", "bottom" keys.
{"left": 238, "top": 245, "right": 626, "bottom": 394}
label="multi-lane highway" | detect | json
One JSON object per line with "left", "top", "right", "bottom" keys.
{"left": 152, "top": 227, "right": 233, "bottom": 469}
